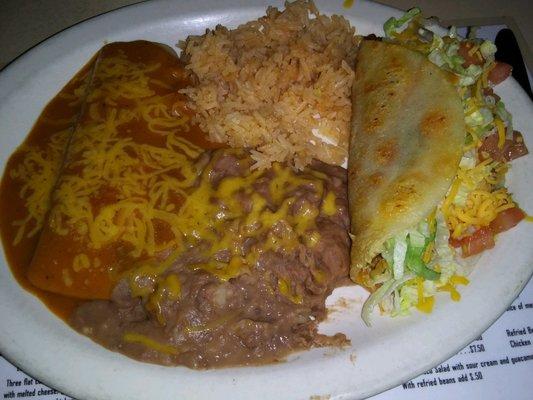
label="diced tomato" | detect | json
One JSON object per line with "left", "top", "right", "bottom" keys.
{"left": 506, "top": 131, "right": 529, "bottom": 160}
{"left": 489, "top": 207, "right": 526, "bottom": 234}
{"left": 478, "top": 131, "right": 529, "bottom": 162}
{"left": 449, "top": 236, "right": 463, "bottom": 248}
{"left": 478, "top": 133, "right": 501, "bottom": 161}
{"left": 458, "top": 42, "right": 484, "bottom": 67}
{"left": 488, "top": 62, "right": 513, "bottom": 85}
{"left": 461, "top": 227, "right": 495, "bottom": 257}
{"left": 451, "top": 208, "right": 525, "bottom": 257}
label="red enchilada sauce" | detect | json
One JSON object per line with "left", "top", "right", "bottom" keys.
{"left": 0, "top": 41, "right": 216, "bottom": 317}
{"left": 0, "top": 58, "right": 92, "bottom": 318}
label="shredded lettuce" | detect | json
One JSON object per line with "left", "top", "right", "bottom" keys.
{"left": 362, "top": 215, "right": 442, "bottom": 323}
{"left": 408, "top": 230, "right": 426, "bottom": 247}
{"left": 428, "top": 39, "right": 463, "bottom": 71}
{"left": 405, "top": 235, "right": 440, "bottom": 280}
{"left": 362, "top": 210, "right": 466, "bottom": 323}
{"left": 465, "top": 107, "right": 493, "bottom": 128}
{"left": 392, "top": 236, "right": 407, "bottom": 279}
{"left": 382, "top": 238, "right": 394, "bottom": 266}
{"left": 426, "top": 35, "right": 484, "bottom": 86}
{"left": 495, "top": 100, "right": 511, "bottom": 120}
{"left": 382, "top": 236, "right": 407, "bottom": 280}
{"left": 459, "top": 152, "right": 476, "bottom": 169}
{"left": 432, "top": 212, "right": 456, "bottom": 270}
{"left": 397, "top": 283, "right": 418, "bottom": 315}
{"left": 383, "top": 8, "right": 421, "bottom": 38}
{"left": 361, "top": 274, "right": 414, "bottom": 326}
{"left": 459, "top": 65, "right": 483, "bottom": 86}
{"left": 417, "top": 219, "right": 431, "bottom": 237}
{"left": 381, "top": 225, "right": 437, "bottom": 282}
{"left": 480, "top": 40, "right": 497, "bottom": 60}
{"left": 453, "top": 151, "right": 477, "bottom": 207}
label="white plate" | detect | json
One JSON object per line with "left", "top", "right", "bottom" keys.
{"left": 0, "top": 1, "right": 532, "bottom": 399}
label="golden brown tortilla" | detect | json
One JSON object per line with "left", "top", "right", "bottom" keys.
{"left": 348, "top": 40, "right": 465, "bottom": 283}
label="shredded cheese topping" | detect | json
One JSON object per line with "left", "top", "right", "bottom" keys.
{"left": 127, "top": 150, "right": 338, "bottom": 312}
{"left": 10, "top": 131, "right": 69, "bottom": 244}
{"left": 123, "top": 332, "right": 179, "bottom": 355}
{"left": 443, "top": 156, "right": 515, "bottom": 238}
{"left": 46, "top": 53, "right": 200, "bottom": 264}
{"left": 441, "top": 41, "right": 520, "bottom": 241}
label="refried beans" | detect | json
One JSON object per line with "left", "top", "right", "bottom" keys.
{"left": 70, "top": 149, "right": 350, "bottom": 368}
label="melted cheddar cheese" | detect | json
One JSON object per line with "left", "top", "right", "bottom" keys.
{"left": 126, "top": 150, "right": 339, "bottom": 313}
{"left": 20, "top": 42, "right": 212, "bottom": 299}
{"left": 443, "top": 157, "right": 515, "bottom": 238}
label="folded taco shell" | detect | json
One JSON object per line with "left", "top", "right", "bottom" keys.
{"left": 348, "top": 40, "right": 465, "bottom": 282}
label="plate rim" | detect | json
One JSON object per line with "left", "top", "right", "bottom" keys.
{"left": 0, "top": 1, "right": 532, "bottom": 399}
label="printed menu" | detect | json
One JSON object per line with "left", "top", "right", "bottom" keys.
{"left": 1, "top": 277, "right": 531, "bottom": 400}
{"left": 373, "top": 275, "right": 533, "bottom": 399}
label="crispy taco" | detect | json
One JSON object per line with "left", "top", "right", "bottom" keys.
{"left": 350, "top": 9, "right": 529, "bottom": 325}
{"left": 348, "top": 39, "right": 466, "bottom": 324}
